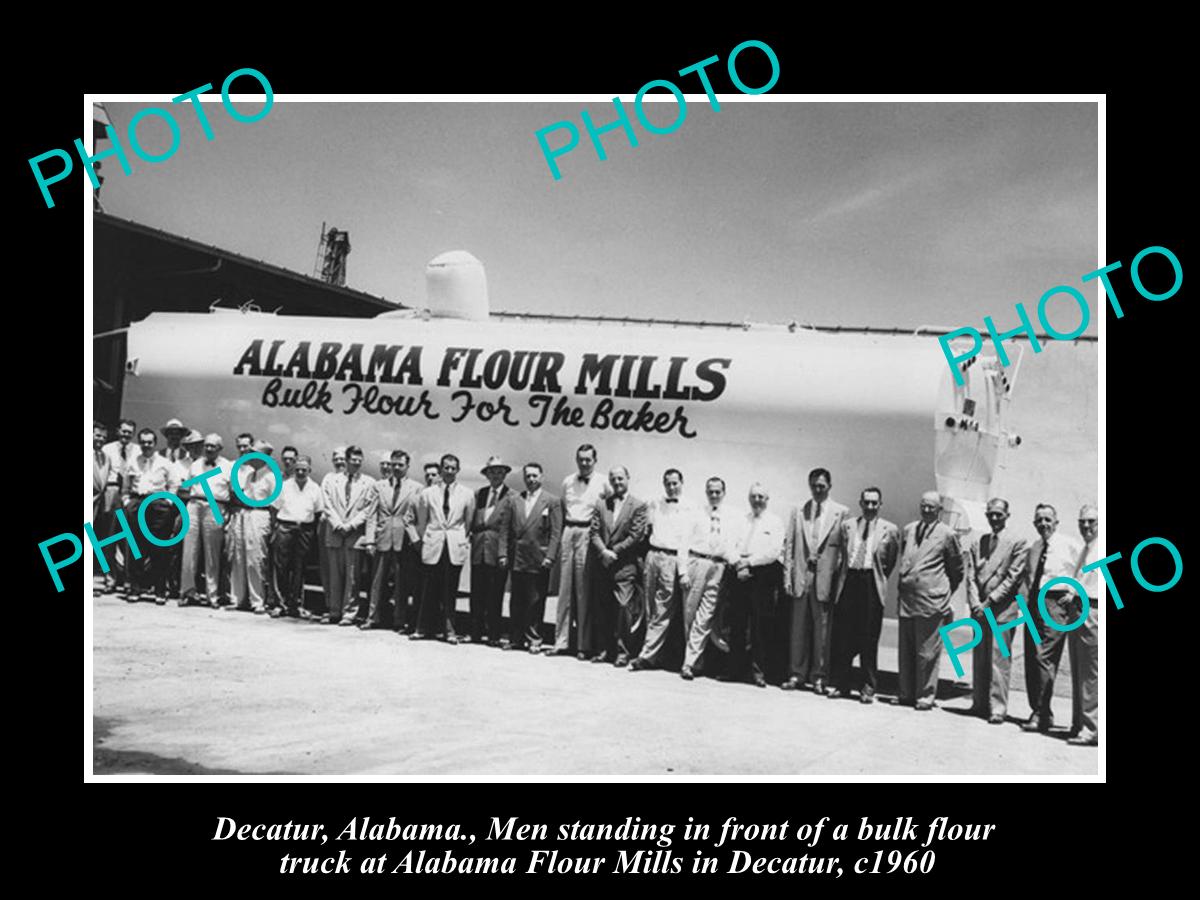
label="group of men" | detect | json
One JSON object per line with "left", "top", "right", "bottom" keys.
{"left": 93, "top": 424, "right": 1098, "bottom": 746}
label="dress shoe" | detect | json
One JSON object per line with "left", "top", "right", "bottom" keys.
{"left": 337, "top": 618, "right": 356, "bottom": 626}
{"left": 753, "top": 675, "right": 767, "bottom": 688}
{"left": 812, "top": 679, "right": 826, "bottom": 695}
{"left": 444, "top": 635, "right": 460, "bottom": 645}
{"left": 590, "top": 653, "right": 608, "bottom": 664}
{"left": 613, "top": 654, "right": 629, "bottom": 668}
{"left": 576, "top": 652, "right": 589, "bottom": 661}
{"left": 826, "top": 688, "right": 845, "bottom": 700}
{"left": 409, "top": 632, "right": 426, "bottom": 640}
{"left": 781, "top": 676, "right": 802, "bottom": 691}
{"left": 915, "top": 700, "right": 935, "bottom": 711}
{"left": 988, "top": 714, "right": 1005, "bottom": 725}
{"left": 544, "top": 648, "right": 571, "bottom": 657}
{"left": 628, "top": 658, "right": 650, "bottom": 671}
{"left": 680, "top": 665, "right": 695, "bottom": 681}
{"left": 1067, "top": 731, "right": 1098, "bottom": 746}
{"left": 1022, "top": 714, "right": 1052, "bottom": 733}
{"left": 860, "top": 690, "right": 876, "bottom": 705}
{"left": 154, "top": 596, "right": 167, "bottom": 605}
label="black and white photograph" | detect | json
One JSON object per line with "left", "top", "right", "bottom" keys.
{"left": 83, "top": 93, "right": 1107, "bottom": 778}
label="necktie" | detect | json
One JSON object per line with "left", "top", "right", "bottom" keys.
{"left": 1032, "top": 540, "right": 1048, "bottom": 592}
{"left": 666, "top": 498, "right": 678, "bottom": 504}
{"left": 982, "top": 533, "right": 993, "bottom": 560}
{"left": 852, "top": 519, "right": 869, "bottom": 569}
{"left": 488, "top": 488, "right": 497, "bottom": 510}
{"left": 916, "top": 522, "right": 928, "bottom": 546}
{"left": 392, "top": 478, "right": 401, "bottom": 506}
{"left": 710, "top": 512, "right": 720, "bottom": 534}
{"left": 443, "top": 484, "right": 451, "bottom": 518}
{"left": 345, "top": 475, "right": 352, "bottom": 502}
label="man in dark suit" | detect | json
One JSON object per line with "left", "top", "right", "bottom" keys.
{"left": 498, "top": 463, "right": 562, "bottom": 653}
{"left": 470, "top": 456, "right": 512, "bottom": 646}
{"left": 828, "top": 486, "right": 900, "bottom": 703}
{"left": 897, "top": 491, "right": 965, "bottom": 710}
{"left": 965, "top": 497, "right": 1028, "bottom": 723}
{"left": 782, "top": 467, "right": 849, "bottom": 694}
{"left": 589, "top": 466, "right": 648, "bottom": 666}
{"left": 364, "top": 449, "right": 423, "bottom": 631}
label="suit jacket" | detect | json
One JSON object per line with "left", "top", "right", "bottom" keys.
{"left": 966, "top": 530, "right": 1028, "bottom": 622}
{"left": 369, "top": 477, "right": 422, "bottom": 552}
{"left": 416, "top": 481, "right": 475, "bottom": 566}
{"left": 897, "top": 520, "right": 965, "bottom": 617}
{"left": 834, "top": 515, "right": 900, "bottom": 606}
{"left": 323, "top": 472, "right": 378, "bottom": 549}
{"left": 470, "top": 484, "right": 512, "bottom": 566}
{"left": 590, "top": 493, "right": 648, "bottom": 584}
{"left": 499, "top": 490, "right": 563, "bottom": 573}
{"left": 783, "top": 498, "right": 849, "bottom": 601}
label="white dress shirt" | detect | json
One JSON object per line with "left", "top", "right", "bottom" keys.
{"left": 562, "top": 473, "right": 610, "bottom": 523}
{"left": 182, "top": 456, "right": 233, "bottom": 502}
{"left": 688, "top": 505, "right": 733, "bottom": 562}
{"left": 1031, "top": 530, "right": 1085, "bottom": 591}
{"left": 734, "top": 510, "right": 785, "bottom": 567}
{"left": 524, "top": 488, "right": 543, "bottom": 518}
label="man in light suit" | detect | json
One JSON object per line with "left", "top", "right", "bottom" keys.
{"left": 590, "top": 466, "right": 648, "bottom": 667}
{"left": 469, "top": 456, "right": 513, "bottom": 646}
{"left": 782, "top": 467, "right": 849, "bottom": 694}
{"left": 964, "top": 498, "right": 1028, "bottom": 723}
{"left": 897, "top": 491, "right": 965, "bottom": 710}
{"left": 828, "top": 486, "right": 900, "bottom": 703}
{"left": 499, "top": 463, "right": 562, "bottom": 653}
{"left": 415, "top": 453, "right": 476, "bottom": 643}
{"left": 363, "top": 449, "right": 422, "bottom": 631}
{"left": 323, "top": 445, "right": 378, "bottom": 626}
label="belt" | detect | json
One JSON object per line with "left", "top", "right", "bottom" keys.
{"left": 690, "top": 550, "right": 723, "bottom": 563}
{"left": 276, "top": 519, "right": 313, "bottom": 528}
{"left": 849, "top": 567, "right": 874, "bottom": 574}
{"left": 648, "top": 544, "right": 678, "bottom": 555}
{"left": 565, "top": 519, "right": 592, "bottom": 527}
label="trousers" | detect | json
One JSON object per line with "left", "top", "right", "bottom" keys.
{"left": 180, "top": 499, "right": 227, "bottom": 604}
{"left": 554, "top": 525, "right": 593, "bottom": 651}
{"left": 788, "top": 580, "right": 832, "bottom": 683}
{"left": 1029, "top": 591, "right": 1094, "bottom": 725}
{"left": 727, "top": 563, "right": 781, "bottom": 682}
{"left": 470, "top": 562, "right": 507, "bottom": 642}
{"left": 971, "top": 607, "right": 1017, "bottom": 717}
{"left": 369, "top": 546, "right": 421, "bottom": 628}
{"left": 124, "top": 497, "right": 179, "bottom": 597}
{"left": 830, "top": 570, "right": 883, "bottom": 692}
{"left": 593, "top": 561, "right": 645, "bottom": 660}
{"left": 327, "top": 542, "right": 366, "bottom": 623}
{"left": 682, "top": 558, "right": 726, "bottom": 669}
{"left": 229, "top": 508, "right": 271, "bottom": 610}
{"left": 271, "top": 521, "right": 314, "bottom": 612}
{"left": 510, "top": 570, "right": 550, "bottom": 650}
{"left": 898, "top": 611, "right": 952, "bottom": 705}
{"left": 639, "top": 549, "right": 681, "bottom": 665}
{"left": 1069, "top": 605, "right": 1099, "bottom": 737}
{"left": 418, "top": 545, "right": 462, "bottom": 637}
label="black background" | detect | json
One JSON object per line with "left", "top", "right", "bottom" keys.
{"left": 15, "top": 22, "right": 1184, "bottom": 888}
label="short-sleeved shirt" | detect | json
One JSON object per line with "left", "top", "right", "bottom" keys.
{"left": 237, "top": 464, "right": 278, "bottom": 505}
{"left": 273, "top": 478, "right": 325, "bottom": 524}
{"left": 102, "top": 440, "right": 138, "bottom": 486}
{"left": 123, "top": 453, "right": 179, "bottom": 496}
{"left": 182, "top": 456, "right": 234, "bottom": 503}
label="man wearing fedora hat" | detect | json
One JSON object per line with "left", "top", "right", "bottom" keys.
{"left": 227, "top": 439, "right": 279, "bottom": 613}
{"left": 160, "top": 417, "right": 192, "bottom": 600}
{"left": 470, "top": 456, "right": 513, "bottom": 646}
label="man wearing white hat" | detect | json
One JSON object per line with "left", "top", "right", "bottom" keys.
{"left": 470, "top": 456, "right": 513, "bottom": 645}
{"left": 179, "top": 434, "right": 233, "bottom": 608}
{"left": 227, "top": 439, "right": 279, "bottom": 613}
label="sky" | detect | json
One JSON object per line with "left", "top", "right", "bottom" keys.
{"left": 100, "top": 99, "right": 1098, "bottom": 333}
